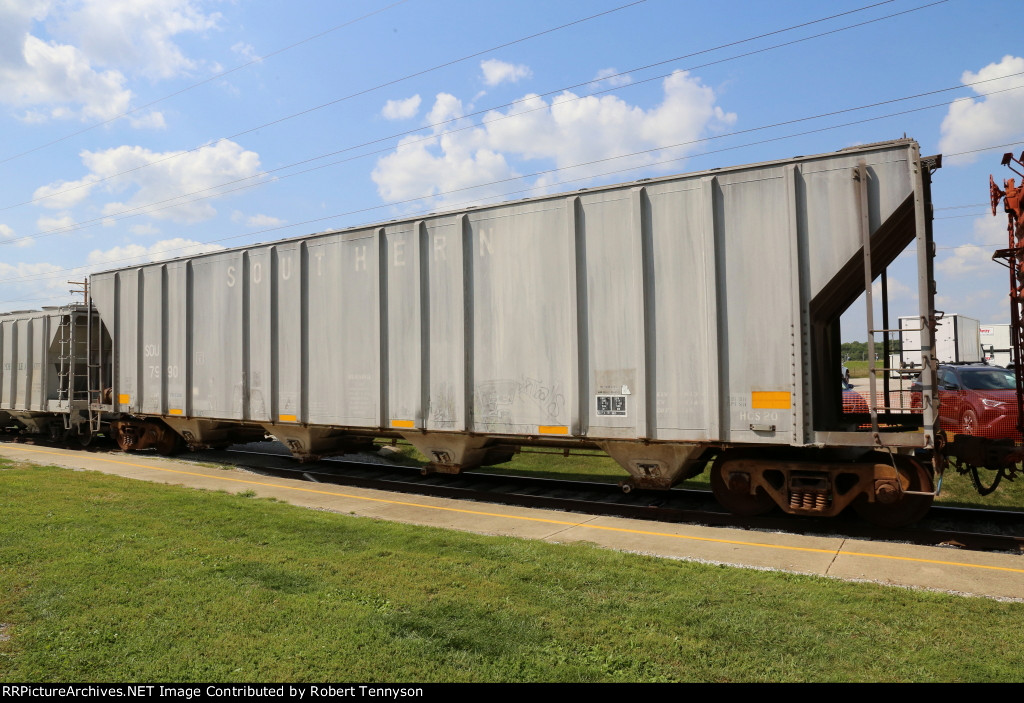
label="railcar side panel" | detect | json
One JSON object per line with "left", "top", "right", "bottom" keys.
{"left": 424, "top": 216, "right": 465, "bottom": 432}
{"left": 578, "top": 189, "right": 642, "bottom": 439}
{"left": 31, "top": 318, "right": 46, "bottom": 411}
{"left": 802, "top": 151, "right": 912, "bottom": 295}
{"left": 191, "top": 253, "right": 244, "bottom": 419}
{"left": 165, "top": 262, "right": 188, "bottom": 418}
{"left": 306, "top": 232, "right": 381, "bottom": 427}
{"left": 245, "top": 249, "right": 272, "bottom": 422}
{"left": 140, "top": 266, "right": 164, "bottom": 415}
{"left": 385, "top": 223, "right": 423, "bottom": 429}
{"left": 469, "top": 202, "right": 574, "bottom": 436}
{"left": 647, "top": 180, "right": 718, "bottom": 441}
{"left": 114, "top": 270, "right": 138, "bottom": 413}
{"left": 274, "top": 242, "right": 303, "bottom": 424}
{"left": 718, "top": 167, "right": 797, "bottom": 443}
{"left": 0, "top": 321, "right": 7, "bottom": 407}
{"left": 15, "top": 319, "right": 30, "bottom": 409}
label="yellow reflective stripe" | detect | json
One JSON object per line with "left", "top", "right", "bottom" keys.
{"left": 751, "top": 391, "right": 791, "bottom": 409}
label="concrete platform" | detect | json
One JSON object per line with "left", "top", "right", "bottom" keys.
{"left": 2, "top": 442, "right": 1022, "bottom": 602}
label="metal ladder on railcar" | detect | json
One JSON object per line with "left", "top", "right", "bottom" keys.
{"left": 86, "top": 297, "right": 102, "bottom": 434}
{"left": 856, "top": 161, "right": 926, "bottom": 436}
{"left": 56, "top": 312, "right": 75, "bottom": 430}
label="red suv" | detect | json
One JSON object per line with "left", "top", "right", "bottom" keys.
{"left": 915, "top": 364, "right": 1021, "bottom": 440}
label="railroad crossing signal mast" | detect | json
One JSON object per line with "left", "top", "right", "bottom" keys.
{"left": 953, "top": 152, "right": 1024, "bottom": 494}
{"left": 990, "top": 152, "right": 1024, "bottom": 436}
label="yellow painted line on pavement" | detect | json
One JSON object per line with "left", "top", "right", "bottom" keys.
{"left": 3, "top": 444, "right": 1024, "bottom": 575}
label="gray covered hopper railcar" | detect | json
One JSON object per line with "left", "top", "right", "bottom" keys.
{"left": 0, "top": 305, "right": 108, "bottom": 441}
{"left": 88, "top": 138, "right": 940, "bottom": 524}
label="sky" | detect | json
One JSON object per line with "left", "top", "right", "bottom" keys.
{"left": 0, "top": 0, "right": 1022, "bottom": 343}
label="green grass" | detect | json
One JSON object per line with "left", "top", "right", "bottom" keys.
{"left": 377, "top": 439, "right": 713, "bottom": 488}
{"left": 2, "top": 461, "right": 1024, "bottom": 682}
{"left": 846, "top": 360, "right": 870, "bottom": 379}
{"left": 933, "top": 460, "right": 1024, "bottom": 510}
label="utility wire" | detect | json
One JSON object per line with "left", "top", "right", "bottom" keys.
{"left": 5, "top": 0, "right": 967, "bottom": 245}
{"left": 0, "top": 3, "right": 992, "bottom": 293}
{"left": 7, "top": 0, "right": 938, "bottom": 214}
{"left": 6, "top": 109, "right": 1020, "bottom": 291}
{"left": 0, "top": 0, "right": 649, "bottom": 212}
{"left": 11, "top": 69, "right": 1023, "bottom": 247}
{"left": 944, "top": 140, "right": 1024, "bottom": 159}
{"left": 0, "top": 0, "right": 414, "bottom": 167}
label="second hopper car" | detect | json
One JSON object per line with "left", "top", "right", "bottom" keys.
{"left": 2, "top": 138, "right": 946, "bottom": 526}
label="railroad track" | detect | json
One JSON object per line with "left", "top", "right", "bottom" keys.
{"left": 4, "top": 435, "right": 1020, "bottom": 553}
{"left": 194, "top": 446, "right": 1024, "bottom": 554}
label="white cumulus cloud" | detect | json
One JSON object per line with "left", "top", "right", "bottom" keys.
{"left": 34, "top": 139, "right": 263, "bottom": 223}
{"left": 86, "top": 237, "right": 225, "bottom": 268}
{"left": 936, "top": 214, "right": 1015, "bottom": 278}
{"left": 0, "top": 223, "right": 32, "bottom": 248}
{"left": 939, "top": 55, "right": 1024, "bottom": 163}
{"left": 1, "top": 33, "right": 133, "bottom": 122}
{"left": 425, "top": 92, "right": 465, "bottom": 129}
{"left": 130, "top": 223, "right": 160, "bottom": 236}
{"left": 37, "top": 213, "right": 76, "bottom": 233}
{"left": 382, "top": 94, "right": 422, "bottom": 120}
{"left": 0, "top": 261, "right": 72, "bottom": 296}
{"left": 480, "top": 59, "right": 531, "bottom": 87}
{"left": 0, "top": 0, "right": 219, "bottom": 123}
{"left": 128, "top": 111, "right": 167, "bottom": 129}
{"left": 246, "top": 214, "right": 285, "bottom": 227}
{"left": 936, "top": 243, "right": 1000, "bottom": 277}
{"left": 592, "top": 68, "right": 632, "bottom": 88}
{"left": 50, "top": 0, "right": 222, "bottom": 80}
{"left": 372, "top": 70, "right": 736, "bottom": 206}
{"left": 232, "top": 42, "right": 260, "bottom": 64}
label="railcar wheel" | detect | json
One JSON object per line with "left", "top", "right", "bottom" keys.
{"left": 710, "top": 456, "right": 775, "bottom": 516}
{"left": 853, "top": 456, "right": 933, "bottom": 527}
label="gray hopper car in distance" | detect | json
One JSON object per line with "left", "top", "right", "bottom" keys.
{"left": 3, "top": 138, "right": 944, "bottom": 526}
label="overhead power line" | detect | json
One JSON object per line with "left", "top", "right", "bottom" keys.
{"left": 0, "top": 0, "right": 649, "bottom": 213}
{"left": 7, "top": 124, "right": 1023, "bottom": 296}
{"left": 944, "top": 140, "right": 1024, "bottom": 159}
{"left": 0, "top": 0, "right": 414, "bottom": 167}
{"left": 3, "top": 0, "right": 962, "bottom": 247}
{"left": 5, "top": 0, "right": 937, "bottom": 215}
{"left": 10, "top": 67, "right": 1023, "bottom": 248}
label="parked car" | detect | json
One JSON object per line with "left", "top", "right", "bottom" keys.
{"left": 910, "top": 364, "right": 1019, "bottom": 439}
{"left": 841, "top": 381, "right": 869, "bottom": 414}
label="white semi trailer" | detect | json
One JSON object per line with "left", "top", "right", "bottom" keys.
{"left": 895, "top": 314, "right": 981, "bottom": 375}
{"left": 980, "top": 323, "right": 1012, "bottom": 367}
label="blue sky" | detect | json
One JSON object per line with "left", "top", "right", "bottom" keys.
{"left": 0, "top": 0, "right": 1021, "bottom": 342}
